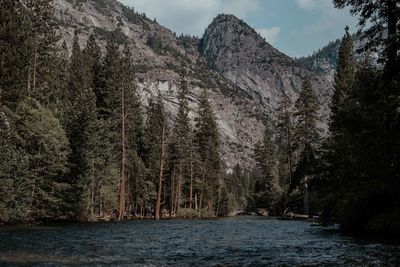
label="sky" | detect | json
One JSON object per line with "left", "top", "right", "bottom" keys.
{"left": 118, "top": 0, "right": 358, "bottom": 57}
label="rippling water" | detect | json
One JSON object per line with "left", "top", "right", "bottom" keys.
{"left": 0, "top": 216, "right": 399, "bottom": 266}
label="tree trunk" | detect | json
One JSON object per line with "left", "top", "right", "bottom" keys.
{"left": 155, "top": 124, "right": 166, "bottom": 220}
{"left": 189, "top": 142, "right": 193, "bottom": 210}
{"left": 90, "top": 178, "right": 94, "bottom": 219}
{"left": 99, "top": 185, "right": 103, "bottom": 218}
{"left": 199, "top": 160, "right": 207, "bottom": 212}
{"left": 170, "top": 164, "right": 176, "bottom": 217}
{"left": 176, "top": 159, "right": 183, "bottom": 214}
{"left": 126, "top": 173, "right": 131, "bottom": 218}
{"left": 118, "top": 87, "right": 126, "bottom": 220}
{"left": 90, "top": 158, "right": 95, "bottom": 219}
{"left": 304, "top": 176, "right": 309, "bottom": 216}
{"left": 216, "top": 183, "right": 222, "bottom": 217}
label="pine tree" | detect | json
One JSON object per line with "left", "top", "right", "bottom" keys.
{"left": 82, "top": 35, "right": 120, "bottom": 219}
{"left": 144, "top": 93, "right": 168, "bottom": 219}
{"left": 100, "top": 37, "right": 120, "bottom": 119}
{"left": 334, "top": 0, "right": 399, "bottom": 80}
{"left": 276, "top": 92, "right": 294, "bottom": 188}
{"left": 194, "top": 88, "right": 221, "bottom": 212}
{"left": 171, "top": 68, "right": 191, "bottom": 214}
{"left": 24, "top": 0, "right": 60, "bottom": 102}
{"left": 64, "top": 33, "right": 101, "bottom": 218}
{"left": 292, "top": 78, "right": 319, "bottom": 215}
{"left": 314, "top": 0, "right": 400, "bottom": 234}
{"left": 115, "top": 44, "right": 146, "bottom": 219}
{"left": 323, "top": 28, "right": 356, "bottom": 192}
{"left": 0, "top": 0, "right": 31, "bottom": 107}
{"left": 253, "top": 124, "right": 279, "bottom": 212}
{"left": 330, "top": 27, "right": 355, "bottom": 134}
{"left": 48, "top": 41, "right": 70, "bottom": 117}
{"left": 84, "top": 34, "right": 104, "bottom": 110}
{"left": 0, "top": 99, "right": 69, "bottom": 223}
{"left": 293, "top": 78, "right": 319, "bottom": 154}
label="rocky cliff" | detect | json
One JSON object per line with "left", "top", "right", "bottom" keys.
{"left": 200, "top": 14, "right": 333, "bottom": 128}
{"left": 54, "top": 0, "right": 335, "bottom": 170}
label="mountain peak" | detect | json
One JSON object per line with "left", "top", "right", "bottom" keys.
{"left": 213, "top": 13, "right": 243, "bottom": 22}
{"left": 200, "top": 12, "right": 332, "bottom": 130}
{"left": 206, "top": 13, "right": 267, "bottom": 45}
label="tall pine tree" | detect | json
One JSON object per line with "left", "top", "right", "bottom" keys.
{"left": 171, "top": 68, "right": 191, "bottom": 214}
{"left": 195, "top": 88, "right": 221, "bottom": 212}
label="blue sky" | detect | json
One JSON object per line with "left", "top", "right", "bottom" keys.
{"left": 119, "top": 0, "right": 358, "bottom": 57}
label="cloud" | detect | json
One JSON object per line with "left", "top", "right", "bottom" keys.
{"left": 295, "top": 0, "right": 324, "bottom": 10}
{"left": 257, "top": 27, "right": 281, "bottom": 44}
{"left": 118, "top": 0, "right": 262, "bottom": 36}
{"left": 288, "top": 0, "right": 357, "bottom": 56}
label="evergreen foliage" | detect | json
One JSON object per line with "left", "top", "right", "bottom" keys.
{"left": 0, "top": 99, "right": 69, "bottom": 222}
{"left": 253, "top": 125, "right": 280, "bottom": 213}
{"left": 194, "top": 88, "right": 222, "bottom": 212}
{"left": 315, "top": 0, "right": 400, "bottom": 235}
{"left": 0, "top": 0, "right": 31, "bottom": 106}
{"left": 1, "top": 0, "right": 398, "bottom": 236}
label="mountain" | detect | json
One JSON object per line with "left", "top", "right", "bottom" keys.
{"left": 54, "top": 0, "right": 334, "bottom": 170}
{"left": 295, "top": 33, "right": 376, "bottom": 83}
{"left": 295, "top": 39, "right": 340, "bottom": 83}
{"left": 200, "top": 14, "right": 333, "bottom": 128}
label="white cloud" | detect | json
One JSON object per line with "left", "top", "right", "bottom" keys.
{"left": 118, "top": 0, "right": 262, "bottom": 36}
{"left": 288, "top": 0, "right": 357, "bottom": 56}
{"left": 257, "top": 27, "right": 281, "bottom": 44}
{"left": 295, "top": 0, "right": 324, "bottom": 10}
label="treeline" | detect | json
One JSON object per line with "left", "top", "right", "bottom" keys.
{"left": 0, "top": 0, "right": 245, "bottom": 224}
{"left": 250, "top": 74, "right": 320, "bottom": 216}
{"left": 315, "top": 0, "right": 400, "bottom": 235}
{"left": 254, "top": 0, "right": 400, "bottom": 235}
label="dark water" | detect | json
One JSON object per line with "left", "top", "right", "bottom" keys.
{"left": 0, "top": 217, "right": 399, "bottom": 266}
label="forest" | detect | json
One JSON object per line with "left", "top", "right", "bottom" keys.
{"left": 0, "top": 0, "right": 399, "bottom": 237}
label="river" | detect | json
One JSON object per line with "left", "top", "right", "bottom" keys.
{"left": 0, "top": 216, "right": 399, "bottom": 266}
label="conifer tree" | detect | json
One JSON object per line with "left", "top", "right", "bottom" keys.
{"left": 25, "top": 0, "right": 60, "bottom": 101}
{"left": 100, "top": 37, "right": 120, "bottom": 119}
{"left": 112, "top": 44, "right": 146, "bottom": 219}
{"left": 293, "top": 78, "right": 319, "bottom": 215}
{"left": 171, "top": 68, "right": 191, "bottom": 213}
{"left": 144, "top": 93, "right": 168, "bottom": 219}
{"left": 253, "top": 125, "right": 279, "bottom": 212}
{"left": 276, "top": 92, "right": 294, "bottom": 188}
{"left": 330, "top": 27, "right": 355, "bottom": 133}
{"left": 293, "top": 78, "right": 319, "bottom": 154}
{"left": 0, "top": 99, "right": 69, "bottom": 223}
{"left": 324, "top": 28, "right": 356, "bottom": 188}
{"left": 195, "top": 88, "right": 221, "bottom": 211}
{"left": 48, "top": 41, "right": 70, "bottom": 117}
{"left": 334, "top": 0, "right": 399, "bottom": 80}
{"left": 0, "top": 0, "right": 31, "bottom": 106}
{"left": 83, "top": 34, "right": 116, "bottom": 219}
{"left": 64, "top": 33, "right": 101, "bottom": 218}
{"left": 84, "top": 34, "right": 104, "bottom": 110}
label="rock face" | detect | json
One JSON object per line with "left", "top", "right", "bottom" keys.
{"left": 295, "top": 39, "right": 341, "bottom": 84}
{"left": 54, "top": 0, "right": 335, "bottom": 170}
{"left": 200, "top": 15, "right": 334, "bottom": 130}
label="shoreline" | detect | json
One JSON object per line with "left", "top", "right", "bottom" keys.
{"left": 1, "top": 216, "right": 400, "bottom": 242}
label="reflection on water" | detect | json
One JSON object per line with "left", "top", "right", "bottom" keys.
{"left": 0, "top": 216, "right": 399, "bottom": 266}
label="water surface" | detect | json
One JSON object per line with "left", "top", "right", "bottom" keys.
{"left": 0, "top": 216, "right": 399, "bottom": 266}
